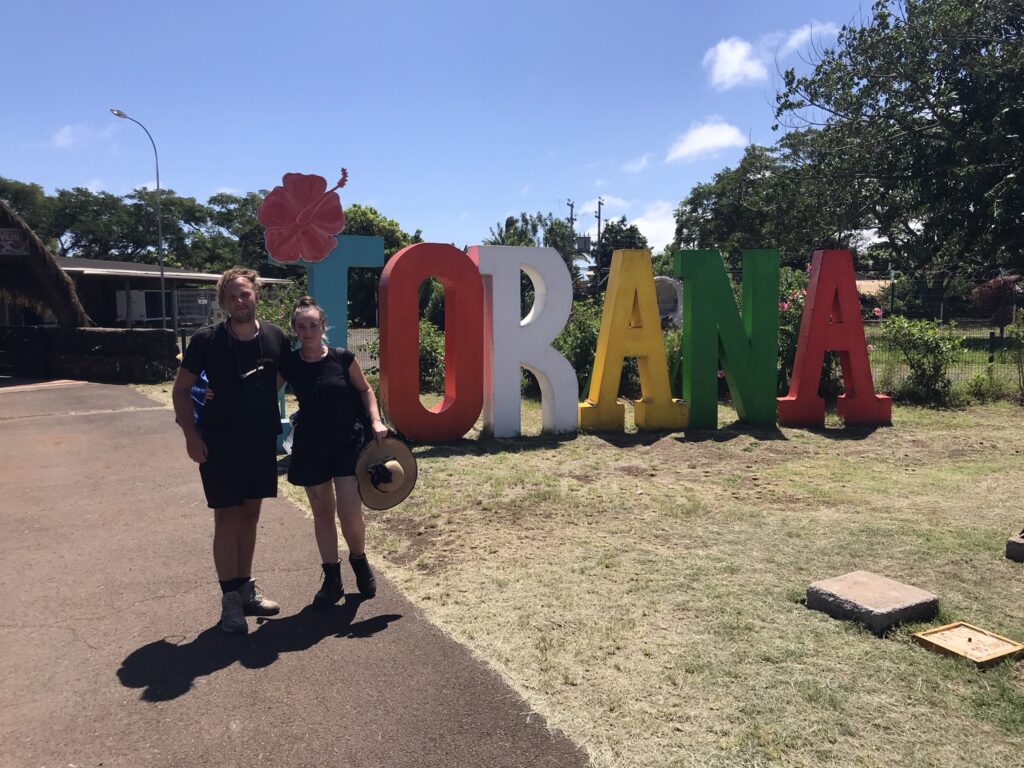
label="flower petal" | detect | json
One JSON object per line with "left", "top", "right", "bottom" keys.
{"left": 298, "top": 227, "right": 338, "bottom": 263}
{"left": 265, "top": 225, "right": 303, "bottom": 263}
{"left": 257, "top": 188, "right": 299, "bottom": 228}
{"left": 282, "top": 173, "right": 328, "bottom": 207}
{"left": 308, "top": 191, "right": 346, "bottom": 234}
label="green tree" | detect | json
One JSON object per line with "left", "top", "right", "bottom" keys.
{"left": 775, "top": 0, "right": 1024, "bottom": 306}
{"left": 484, "top": 211, "right": 586, "bottom": 308}
{"left": 673, "top": 135, "right": 862, "bottom": 270}
{"left": 0, "top": 177, "right": 54, "bottom": 243}
{"left": 590, "top": 216, "right": 648, "bottom": 296}
{"left": 342, "top": 203, "right": 421, "bottom": 327}
{"left": 206, "top": 191, "right": 282, "bottom": 276}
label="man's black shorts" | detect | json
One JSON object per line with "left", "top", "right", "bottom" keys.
{"left": 198, "top": 431, "right": 278, "bottom": 509}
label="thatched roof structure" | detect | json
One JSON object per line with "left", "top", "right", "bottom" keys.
{"left": 0, "top": 198, "right": 91, "bottom": 327}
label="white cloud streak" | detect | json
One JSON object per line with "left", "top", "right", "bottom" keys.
{"left": 581, "top": 195, "right": 629, "bottom": 214}
{"left": 666, "top": 118, "right": 747, "bottom": 163}
{"left": 702, "top": 20, "right": 840, "bottom": 90}
{"left": 632, "top": 201, "right": 676, "bottom": 252}
{"left": 780, "top": 21, "right": 840, "bottom": 56}
{"left": 620, "top": 153, "right": 652, "bottom": 174}
{"left": 51, "top": 125, "right": 86, "bottom": 149}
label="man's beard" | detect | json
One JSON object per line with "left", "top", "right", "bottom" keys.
{"left": 230, "top": 306, "right": 255, "bottom": 323}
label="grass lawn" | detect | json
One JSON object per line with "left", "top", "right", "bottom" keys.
{"left": 138, "top": 382, "right": 1024, "bottom": 768}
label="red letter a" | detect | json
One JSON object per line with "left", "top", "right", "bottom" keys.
{"left": 777, "top": 250, "right": 891, "bottom": 427}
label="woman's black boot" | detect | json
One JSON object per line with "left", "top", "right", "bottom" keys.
{"left": 313, "top": 561, "right": 343, "bottom": 609}
{"left": 349, "top": 553, "right": 376, "bottom": 599}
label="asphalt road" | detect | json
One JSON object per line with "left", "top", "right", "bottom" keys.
{"left": 0, "top": 379, "right": 588, "bottom": 768}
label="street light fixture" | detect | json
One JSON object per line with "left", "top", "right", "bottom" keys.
{"left": 110, "top": 108, "right": 166, "bottom": 330}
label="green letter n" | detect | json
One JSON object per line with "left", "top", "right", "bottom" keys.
{"left": 676, "top": 249, "right": 779, "bottom": 429}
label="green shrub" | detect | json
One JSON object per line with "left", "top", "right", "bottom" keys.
{"left": 356, "top": 319, "right": 446, "bottom": 394}
{"left": 417, "top": 319, "right": 446, "bottom": 393}
{"left": 961, "top": 366, "right": 1013, "bottom": 404}
{"left": 881, "top": 317, "right": 963, "bottom": 405}
{"left": 552, "top": 300, "right": 603, "bottom": 397}
{"left": 1007, "top": 315, "right": 1024, "bottom": 403}
{"left": 777, "top": 267, "right": 810, "bottom": 395}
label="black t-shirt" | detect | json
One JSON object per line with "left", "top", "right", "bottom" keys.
{"left": 180, "top": 321, "right": 290, "bottom": 437}
{"left": 279, "top": 347, "right": 358, "bottom": 434}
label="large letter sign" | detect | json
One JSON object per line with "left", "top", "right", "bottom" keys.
{"left": 262, "top": 174, "right": 898, "bottom": 441}
{"left": 777, "top": 249, "right": 891, "bottom": 427}
{"left": 678, "top": 249, "right": 779, "bottom": 429}
{"left": 379, "top": 243, "right": 484, "bottom": 441}
{"left": 470, "top": 246, "right": 578, "bottom": 437}
{"left": 305, "top": 235, "right": 386, "bottom": 348}
{"left": 579, "top": 249, "right": 688, "bottom": 431}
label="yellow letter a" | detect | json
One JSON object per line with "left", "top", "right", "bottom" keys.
{"left": 578, "top": 250, "right": 688, "bottom": 431}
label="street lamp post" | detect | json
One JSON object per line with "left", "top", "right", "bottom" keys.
{"left": 110, "top": 108, "right": 166, "bottom": 330}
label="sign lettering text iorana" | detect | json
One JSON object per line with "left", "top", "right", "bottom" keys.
{"left": 282, "top": 236, "right": 891, "bottom": 442}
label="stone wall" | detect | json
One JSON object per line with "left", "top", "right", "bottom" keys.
{"left": 0, "top": 326, "right": 178, "bottom": 383}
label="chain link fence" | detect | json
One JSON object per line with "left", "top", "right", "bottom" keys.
{"left": 864, "top": 320, "right": 1019, "bottom": 392}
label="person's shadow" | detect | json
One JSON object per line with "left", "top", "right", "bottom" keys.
{"left": 117, "top": 597, "right": 402, "bottom": 702}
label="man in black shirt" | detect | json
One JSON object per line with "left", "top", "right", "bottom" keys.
{"left": 172, "top": 267, "right": 290, "bottom": 634}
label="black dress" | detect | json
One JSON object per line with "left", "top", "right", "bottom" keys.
{"left": 281, "top": 347, "right": 365, "bottom": 486}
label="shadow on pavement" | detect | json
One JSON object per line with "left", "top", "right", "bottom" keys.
{"left": 117, "top": 596, "right": 402, "bottom": 702}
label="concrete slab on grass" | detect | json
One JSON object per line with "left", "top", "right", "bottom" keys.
{"left": 1007, "top": 533, "right": 1024, "bottom": 563}
{"left": 807, "top": 570, "right": 938, "bottom": 635}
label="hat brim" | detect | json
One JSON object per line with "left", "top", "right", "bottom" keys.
{"left": 355, "top": 437, "right": 418, "bottom": 510}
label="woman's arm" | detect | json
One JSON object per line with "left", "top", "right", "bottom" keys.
{"left": 348, "top": 357, "right": 388, "bottom": 443}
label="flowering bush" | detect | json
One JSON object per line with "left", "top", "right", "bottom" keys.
{"left": 777, "top": 266, "right": 844, "bottom": 398}
{"left": 777, "top": 268, "right": 808, "bottom": 393}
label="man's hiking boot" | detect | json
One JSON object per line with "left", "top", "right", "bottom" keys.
{"left": 220, "top": 590, "right": 248, "bottom": 635}
{"left": 312, "top": 566, "right": 344, "bottom": 610}
{"left": 240, "top": 579, "right": 280, "bottom": 617}
{"left": 350, "top": 553, "right": 377, "bottom": 599}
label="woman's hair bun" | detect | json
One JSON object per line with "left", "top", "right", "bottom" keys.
{"left": 296, "top": 295, "right": 318, "bottom": 307}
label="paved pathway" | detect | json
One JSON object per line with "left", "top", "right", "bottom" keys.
{"left": 0, "top": 379, "right": 588, "bottom": 768}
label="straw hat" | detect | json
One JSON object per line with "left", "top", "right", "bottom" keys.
{"left": 355, "top": 437, "right": 417, "bottom": 510}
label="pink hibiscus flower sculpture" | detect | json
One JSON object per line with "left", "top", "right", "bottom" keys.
{"left": 258, "top": 169, "right": 348, "bottom": 263}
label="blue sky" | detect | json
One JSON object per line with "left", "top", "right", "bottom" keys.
{"left": 2, "top": 1, "right": 865, "bottom": 255}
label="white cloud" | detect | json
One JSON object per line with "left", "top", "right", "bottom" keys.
{"left": 666, "top": 118, "right": 747, "bottom": 163}
{"left": 581, "top": 195, "right": 629, "bottom": 214}
{"left": 51, "top": 125, "right": 86, "bottom": 149}
{"left": 632, "top": 201, "right": 676, "bottom": 252}
{"left": 85, "top": 178, "right": 104, "bottom": 193}
{"left": 595, "top": 179, "right": 608, "bottom": 188}
{"left": 50, "top": 122, "right": 119, "bottom": 150}
{"left": 703, "top": 38, "right": 767, "bottom": 90}
{"left": 780, "top": 21, "right": 841, "bottom": 56}
{"left": 702, "top": 22, "right": 841, "bottom": 90}
{"left": 520, "top": 184, "right": 531, "bottom": 196}
{"left": 620, "top": 153, "right": 651, "bottom": 174}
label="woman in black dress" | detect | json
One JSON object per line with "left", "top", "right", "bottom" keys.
{"left": 282, "top": 296, "right": 388, "bottom": 607}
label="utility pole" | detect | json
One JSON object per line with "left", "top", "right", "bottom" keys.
{"left": 566, "top": 199, "right": 575, "bottom": 234}
{"left": 593, "top": 196, "right": 606, "bottom": 296}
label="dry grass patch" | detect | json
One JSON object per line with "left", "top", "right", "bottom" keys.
{"left": 135, "top": 382, "right": 1024, "bottom": 767}
{"left": 375, "top": 401, "right": 1024, "bottom": 768}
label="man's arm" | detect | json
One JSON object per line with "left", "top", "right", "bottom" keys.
{"left": 171, "top": 367, "right": 208, "bottom": 463}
